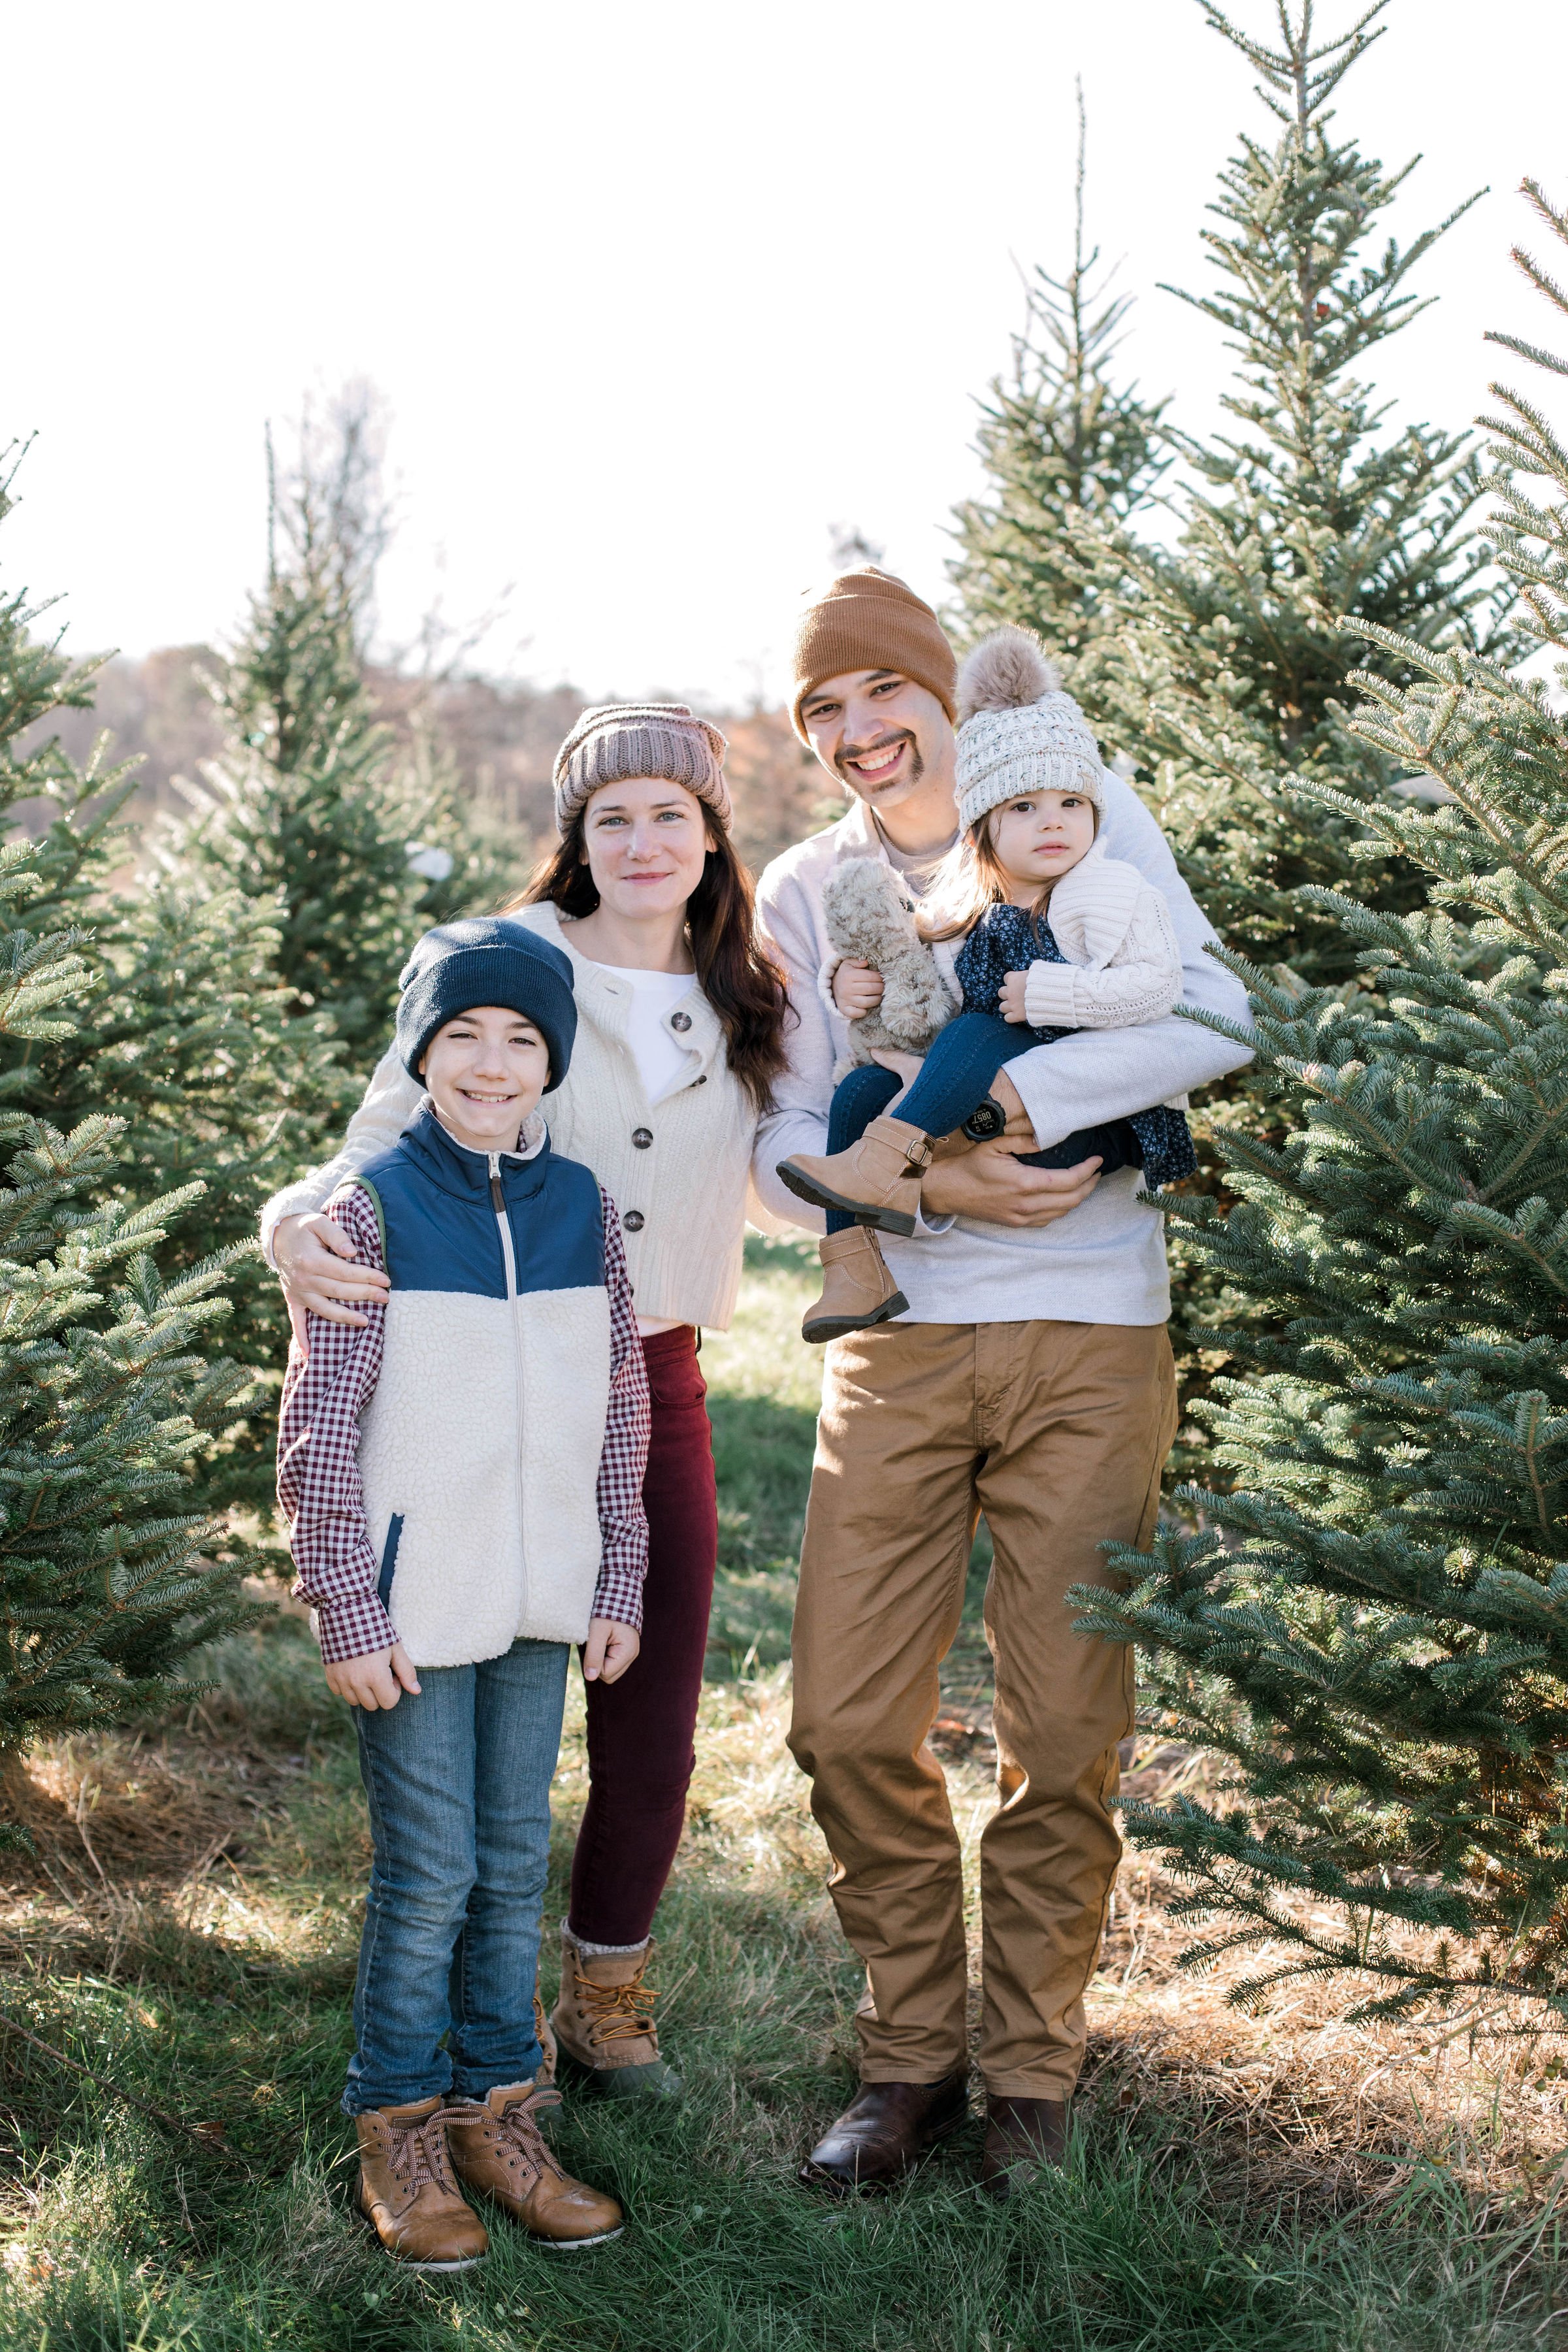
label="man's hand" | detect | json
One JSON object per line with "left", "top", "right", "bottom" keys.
{"left": 583, "top": 1619, "right": 641, "bottom": 1684}
{"left": 999, "top": 971, "right": 1030, "bottom": 1024}
{"left": 274, "top": 1211, "right": 391, "bottom": 1335}
{"left": 324, "top": 1642, "right": 421, "bottom": 1710}
{"left": 919, "top": 1071, "right": 1102, "bottom": 1227}
{"left": 832, "top": 959, "right": 885, "bottom": 1020}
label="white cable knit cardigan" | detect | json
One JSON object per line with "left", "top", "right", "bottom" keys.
{"left": 1015, "top": 838, "right": 1184, "bottom": 1031}
{"left": 259, "top": 901, "right": 764, "bottom": 1332}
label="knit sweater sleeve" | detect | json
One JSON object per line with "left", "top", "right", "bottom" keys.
{"left": 259, "top": 1043, "right": 422, "bottom": 1267}
{"left": 1022, "top": 881, "right": 1184, "bottom": 1032}
{"left": 274, "top": 1187, "right": 396, "bottom": 1665}
{"left": 590, "top": 1193, "right": 651, "bottom": 1629}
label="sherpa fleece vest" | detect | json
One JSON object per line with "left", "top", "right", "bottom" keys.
{"left": 345, "top": 1105, "right": 611, "bottom": 1669}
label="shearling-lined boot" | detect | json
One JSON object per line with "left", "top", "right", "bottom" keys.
{"left": 776, "top": 1116, "right": 934, "bottom": 1237}
{"left": 801, "top": 1226, "right": 909, "bottom": 1345}
{"left": 550, "top": 1925, "right": 682, "bottom": 2100}
{"left": 446, "top": 2082, "right": 623, "bottom": 2247}
{"left": 355, "top": 2097, "right": 489, "bottom": 2270}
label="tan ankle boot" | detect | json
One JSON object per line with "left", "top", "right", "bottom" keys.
{"left": 802, "top": 1227, "right": 909, "bottom": 1345}
{"left": 446, "top": 2082, "right": 624, "bottom": 2247}
{"left": 355, "top": 2097, "right": 489, "bottom": 2270}
{"left": 776, "top": 1115, "right": 933, "bottom": 1236}
{"left": 550, "top": 1927, "right": 682, "bottom": 2100}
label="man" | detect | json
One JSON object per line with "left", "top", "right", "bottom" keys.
{"left": 751, "top": 569, "right": 1252, "bottom": 2196}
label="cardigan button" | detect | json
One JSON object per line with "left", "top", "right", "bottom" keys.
{"left": 623, "top": 1210, "right": 645, "bottom": 1232}
{"left": 670, "top": 1010, "right": 692, "bottom": 1032}
{"left": 632, "top": 1127, "right": 653, "bottom": 1149}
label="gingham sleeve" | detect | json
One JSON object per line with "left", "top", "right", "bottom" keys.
{"left": 591, "top": 1192, "right": 651, "bottom": 1629}
{"left": 274, "top": 1187, "right": 398, "bottom": 1665}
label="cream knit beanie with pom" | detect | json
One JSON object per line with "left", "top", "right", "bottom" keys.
{"left": 955, "top": 627, "right": 1105, "bottom": 833}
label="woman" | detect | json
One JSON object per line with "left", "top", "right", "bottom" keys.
{"left": 264, "top": 702, "right": 789, "bottom": 2099}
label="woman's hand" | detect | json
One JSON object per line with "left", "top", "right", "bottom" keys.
{"left": 583, "top": 1619, "right": 641, "bottom": 1684}
{"left": 999, "top": 972, "right": 1030, "bottom": 1024}
{"left": 832, "top": 959, "right": 885, "bottom": 1019}
{"left": 274, "top": 1211, "right": 391, "bottom": 1331}
{"left": 325, "top": 1643, "right": 422, "bottom": 1710}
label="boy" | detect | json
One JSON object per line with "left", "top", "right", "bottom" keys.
{"left": 278, "top": 917, "right": 649, "bottom": 2270}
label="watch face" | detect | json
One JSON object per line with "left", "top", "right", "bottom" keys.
{"left": 964, "top": 1098, "right": 1005, "bottom": 1141}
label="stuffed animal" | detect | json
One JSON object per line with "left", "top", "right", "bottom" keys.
{"left": 821, "top": 857, "right": 958, "bottom": 1074}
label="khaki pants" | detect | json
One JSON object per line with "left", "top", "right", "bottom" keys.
{"left": 788, "top": 1318, "right": 1177, "bottom": 2100}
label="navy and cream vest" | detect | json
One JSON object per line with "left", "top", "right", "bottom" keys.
{"left": 344, "top": 1105, "right": 611, "bottom": 1667}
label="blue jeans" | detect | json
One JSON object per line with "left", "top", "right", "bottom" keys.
{"left": 343, "top": 1635, "right": 569, "bottom": 2115}
{"left": 823, "top": 1017, "right": 1142, "bottom": 1235}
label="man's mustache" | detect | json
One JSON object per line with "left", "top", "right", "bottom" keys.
{"left": 836, "top": 729, "right": 921, "bottom": 783}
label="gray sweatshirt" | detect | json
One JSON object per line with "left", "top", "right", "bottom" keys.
{"left": 753, "top": 785, "right": 1255, "bottom": 1327}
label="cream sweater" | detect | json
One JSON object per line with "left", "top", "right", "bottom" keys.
{"left": 259, "top": 901, "right": 763, "bottom": 1332}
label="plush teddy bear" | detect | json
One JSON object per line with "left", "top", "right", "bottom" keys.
{"left": 821, "top": 857, "right": 958, "bottom": 1076}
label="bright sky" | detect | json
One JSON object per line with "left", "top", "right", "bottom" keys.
{"left": 7, "top": 0, "right": 1567, "bottom": 709}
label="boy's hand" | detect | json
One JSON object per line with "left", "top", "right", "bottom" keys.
{"left": 325, "top": 1642, "right": 422, "bottom": 1710}
{"left": 999, "top": 971, "right": 1030, "bottom": 1024}
{"left": 832, "top": 959, "right": 885, "bottom": 1019}
{"left": 583, "top": 1619, "right": 641, "bottom": 1684}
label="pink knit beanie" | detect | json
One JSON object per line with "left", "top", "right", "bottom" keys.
{"left": 552, "top": 704, "right": 731, "bottom": 835}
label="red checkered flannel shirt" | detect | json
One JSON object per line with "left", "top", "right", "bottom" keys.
{"left": 276, "top": 1182, "right": 651, "bottom": 1664}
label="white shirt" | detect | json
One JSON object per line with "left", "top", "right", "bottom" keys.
{"left": 598, "top": 962, "right": 698, "bottom": 1105}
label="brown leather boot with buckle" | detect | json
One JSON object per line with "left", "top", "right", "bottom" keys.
{"left": 551, "top": 1927, "right": 682, "bottom": 2100}
{"left": 801, "top": 1226, "right": 910, "bottom": 1345}
{"left": 776, "top": 1115, "right": 934, "bottom": 1237}
{"left": 355, "top": 2097, "right": 489, "bottom": 2270}
{"left": 798, "top": 2074, "right": 970, "bottom": 2194}
{"left": 980, "top": 2093, "right": 1069, "bottom": 2198}
{"left": 446, "top": 2082, "right": 624, "bottom": 2247}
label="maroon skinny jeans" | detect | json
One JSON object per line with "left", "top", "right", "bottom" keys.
{"left": 568, "top": 1323, "right": 718, "bottom": 1945}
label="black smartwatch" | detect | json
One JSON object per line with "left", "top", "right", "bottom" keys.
{"left": 962, "top": 1095, "right": 1007, "bottom": 1142}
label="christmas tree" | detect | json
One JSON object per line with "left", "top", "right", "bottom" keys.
{"left": 0, "top": 449, "right": 344, "bottom": 1515}
{"left": 1078, "top": 185, "right": 1568, "bottom": 2018}
{"left": 179, "top": 388, "right": 502, "bottom": 1074}
{"left": 949, "top": 84, "right": 1169, "bottom": 694}
{"left": 1097, "top": 0, "right": 1516, "bottom": 985}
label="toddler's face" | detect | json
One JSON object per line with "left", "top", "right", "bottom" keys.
{"left": 421, "top": 1006, "right": 550, "bottom": 1152}
{"left": 987, "top": 790, "right": 1096, "bottom": 894}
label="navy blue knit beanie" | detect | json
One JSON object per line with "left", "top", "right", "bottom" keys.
{"left": 396, "top": 919, "right": 577, "bottom": 1092}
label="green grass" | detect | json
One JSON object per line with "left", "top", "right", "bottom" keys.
{"left": 0, "top": 1238, "right": 1560, "bottom": 2350}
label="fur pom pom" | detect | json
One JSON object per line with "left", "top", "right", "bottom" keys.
{"left": 957, "top": 627, "right": 1059, "bottom": 726}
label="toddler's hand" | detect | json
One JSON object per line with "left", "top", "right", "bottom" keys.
{"left": 325, "top": 1642, "right": 421, "bottom": 1710}
{"left": 999, "top": 971, "right": 1030, "bottom": 1024}
{"left": 584, "top": 1618, "right": 641, "bottom": 1684}
{"left": 832, "top": 959, "right": 885, "bottom": 1019}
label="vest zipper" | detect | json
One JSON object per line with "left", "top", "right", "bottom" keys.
{"left": 490, "top": 1152, "right": 529, "bottom": 1617}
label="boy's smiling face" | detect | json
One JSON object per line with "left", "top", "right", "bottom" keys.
{"left": 419, "top": 1005, "right": 550, "bottom": 1153}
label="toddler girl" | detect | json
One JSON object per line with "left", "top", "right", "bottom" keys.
{"left": 777, "top": 630, "right": 1196, "bottom": 1339}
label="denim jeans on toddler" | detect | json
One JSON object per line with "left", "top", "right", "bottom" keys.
{"left": 342, "top": 1634, "right": 569, "bottom": 2115}
{"left": 821, "top": 1022, "right": 1146, "bottom": 1238}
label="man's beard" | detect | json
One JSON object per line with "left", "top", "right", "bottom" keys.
{"left": 837, "top": 731, "right": 924, "bottom": 791}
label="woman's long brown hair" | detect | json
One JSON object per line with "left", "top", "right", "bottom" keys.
{"left": 506, "top": 813, "right": 791, "bottom": 1111}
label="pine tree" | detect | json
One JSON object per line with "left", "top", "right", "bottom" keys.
{"left": 1077, "top": 187, "right": 1568, "bottom": 2019}
{"left": 1, "top": 452, "right": 344, "bottom": 1516}
{"left": 949, "top": 85, "right": 1169, "bottom": 693}
{"left": 1099, "top": 0, "right": 1516, "bottom": 985}
{"left": 180, "top": 390, "right": 502, "bottom": 1073}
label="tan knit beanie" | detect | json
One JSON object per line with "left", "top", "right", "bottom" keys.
{"left": 552, "top": 703, "right": 730, "bottom": 835}
{"left": 791, "top": 569, "right": 958, "bottom": 742}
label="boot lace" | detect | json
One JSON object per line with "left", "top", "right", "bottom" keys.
{"left": 461, "top": 2084, "right": 564, "bottom": 2188}
{"left": 574, "top": 1961, "right": 657, "bottom": 2045}
{"left": 379, "top": 2106, "right": 465, "bottom": 2197}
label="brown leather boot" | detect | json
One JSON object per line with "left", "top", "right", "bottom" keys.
{"left": 798, "top": 2074, "right": 970, "bottom": 2193}
{"left": 980, "top": 2094, "right": 1069, "bottom": 2198}
{"left": 551, "top": 1929, "right": 682, "bottom": 2100}
{"left": 355, "top": 2097, "right": 489, "bottom": 2270}
{"left": 446, "top": 2082, "right": 624, "bottom": 2247}
{"left": 533, "top": 1989, "right": 558, "bottom": 2089}
{"left": 776, "top": 1116, "right": 934, "bottom": 1237}
{"left": 801, "top": 1226, "right": 910, "bottom": 1345}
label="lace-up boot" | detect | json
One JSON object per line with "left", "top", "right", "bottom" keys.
{"left": 446, "top": 2083, "right": 624, "bottom": 2246}
{"left": 355, "top": 2097, "right": 488, "bottom": 2270}
{"left": 550, "top": 1927, "right": 682, "bottom": 2099}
